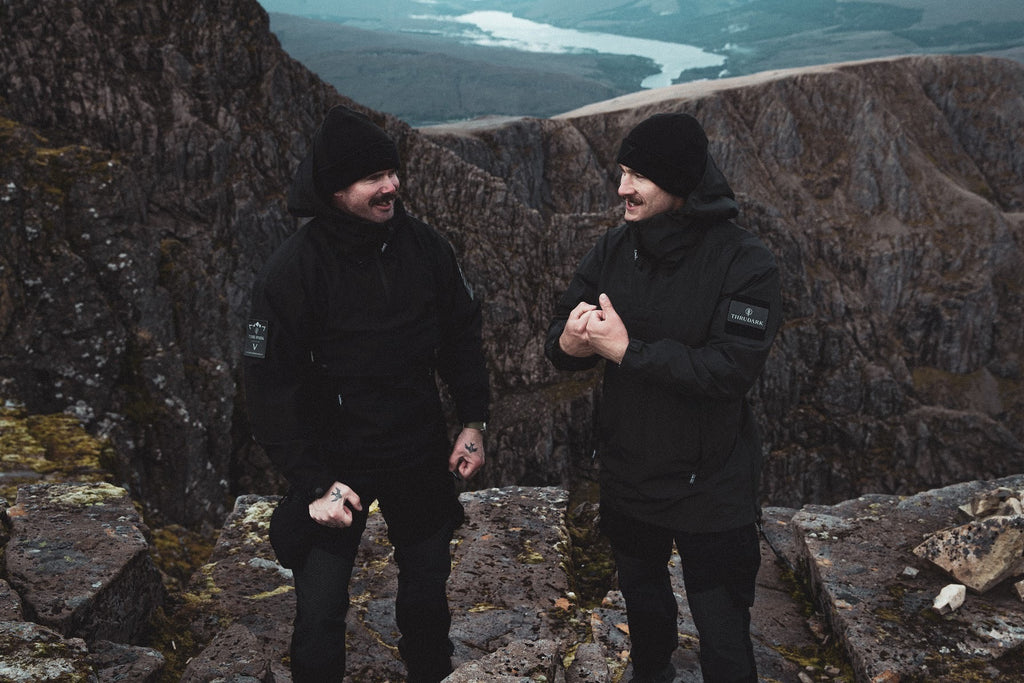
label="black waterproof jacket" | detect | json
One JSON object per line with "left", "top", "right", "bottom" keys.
{"left": 243, "top": 134, "right": 489, "bottom": 501}
{"left": 545, "top": 156, "right": 781, "bottom": 532}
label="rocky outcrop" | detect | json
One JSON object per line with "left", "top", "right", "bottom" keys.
{"left": 5, "top": 483, "right": 163, "bottom": 643}
{"left": 791, "top": 474, "right": 1024, "bottom": 681}
{"left": 422, "top": 55, "right": 1024, "bottom": 512}
{"left": 0, "top": 484, "right": 166, "bottom": 681}
{"left": 1, "top": 1, "right": 1022, "bottom": 535}
{"left": 157, "top": 477, "right": 1024, "bottom": 682}
{"left": 4, "top": 480, "right": 1023, "bottom": 681}
{"left": 179, "top": 488, "right": 579, "bottom": 681}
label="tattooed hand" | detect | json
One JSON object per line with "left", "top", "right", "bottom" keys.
{"left": 309, "top": 481, "right": 363, "bottom": 528}
{"left": 450, "top": 427, "right": 486, "bottom": 481}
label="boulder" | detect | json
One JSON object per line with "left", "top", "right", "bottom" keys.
{"left": 180, "top": 622, "right": 274, "bottom": 683}
{"left": 932, "top": 584, "right": 967, "bottom": 614}
{"left": 0, "top": 620, "right": 165, "bottom": 682}
{"left": 0, "top": 620, "right": 97, "bottom": 682}
{"left": 4, "top": 482, "right": 164, "bottom": 643}
{"left": 445, "top": 638, "right": 561, "bottom": 681}
{"left": 914, "top": 515, "right": 1024, "bottom": 593}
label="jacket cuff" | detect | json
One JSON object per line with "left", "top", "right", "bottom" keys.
{"left": 292, "top": 471, "right": 337, "bottom": 503}
{"left": 621, "top": 338, "right": 645, "bottom": 366}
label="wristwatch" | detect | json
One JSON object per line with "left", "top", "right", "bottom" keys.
{"left": 463, "top": 421, "right": 487, "bottom": 432}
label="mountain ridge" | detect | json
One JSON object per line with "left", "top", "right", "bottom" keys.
{"left": 261, "top": 0, "right": 1024, "bottom": 125}
{"left": 0, "top": 1, "right": 1021, "bottom": 533}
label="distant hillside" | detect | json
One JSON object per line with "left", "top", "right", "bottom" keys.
{"left": 262, "top": 0, "right": 1024, "bottom": 125}
{"left": 266, "top": 13, "right": 657, "bottom": 126}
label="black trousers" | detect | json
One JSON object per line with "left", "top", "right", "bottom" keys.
{"left": 290, "top": 458, "right": 462, "bottom": 683}
{"left": 601, "top": 505, "right": 760, "bottom": 683}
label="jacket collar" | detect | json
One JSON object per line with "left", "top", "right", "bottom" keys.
{"left": 629, "top": 210, "right": 705, "bottom": 265}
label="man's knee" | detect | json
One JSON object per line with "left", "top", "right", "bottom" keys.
{"left": 394, "top": 517, "right": 455, "bottom": 589}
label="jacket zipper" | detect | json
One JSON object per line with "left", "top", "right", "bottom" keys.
{"left": 376, "top": 242, "right": 391, "bottom": 301}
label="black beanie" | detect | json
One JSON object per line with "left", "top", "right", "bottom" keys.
{"left": 616, "top": 113, "right": 709, "bottom": 197}
{"left": 313, "top": 105, "right": 400, "bottom": 198}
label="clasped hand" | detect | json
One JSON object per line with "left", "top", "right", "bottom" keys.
{"left": 558, "top": 293, "right": 629, "bottom": 364}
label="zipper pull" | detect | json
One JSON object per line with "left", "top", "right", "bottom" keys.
{"left": 689, "top": 473, "right": 697, "bottom": 485}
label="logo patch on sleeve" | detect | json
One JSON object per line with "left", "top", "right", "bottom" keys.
{"left": 724, "top": 297, "right": 769, "bottom": 340}
{"left": 244, "top": 319, "right": 268, "bottom": 358}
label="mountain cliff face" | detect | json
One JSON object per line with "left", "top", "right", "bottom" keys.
{"left": 1, "top": 0, "right": 1022, "bottom": 527}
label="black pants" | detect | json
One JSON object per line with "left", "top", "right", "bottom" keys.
{"left": 290, "top": 458, "right": 462, "bottom": 683}
{"left": 601, "top": 505, "right": 760, "bottom": 683}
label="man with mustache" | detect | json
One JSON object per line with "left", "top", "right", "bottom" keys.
{"left": 546, "top": 113, "right": 782, "bottom": 683}
{"left": 244, "top": 105, "right": 489, "bottom": 682}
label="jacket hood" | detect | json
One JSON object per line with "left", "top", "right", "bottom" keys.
{"left": 285, "top": 137, "right": 400, "bottom": 257}
{"left": 287, "top": 134, "right": 330, "bottom": 219}
{"left": 628, "top": 151, "right": 738, "bottom": 264}
{"left": 288, "top": 106, "right": 399, "bottom": 218}
{"left": 678, "top": 152, "right": 738, "bottom": 222}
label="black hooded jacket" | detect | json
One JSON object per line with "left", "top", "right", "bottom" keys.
{"left": 243, "top": 130, "right": 489, "bottom": 500}
{"left": 545, "top": 156, "right": 782, "bottom": 533}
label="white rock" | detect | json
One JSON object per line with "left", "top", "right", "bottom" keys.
{"left": 932, "top": 584, "right": 966, "bottom": 614}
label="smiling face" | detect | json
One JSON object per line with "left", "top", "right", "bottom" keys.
{"left": 617, "top": 164, "right": 686, "bottom": 222}
{"left": 331, "top": 169, "right": 401, "bottom": 223}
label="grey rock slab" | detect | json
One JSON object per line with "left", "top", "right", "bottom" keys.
{"left": 445, "top": 638, "right": 561, "bottom": 681}
{"left": 588, "top": 509, "right": 812, "bottom": 683}
{"left": 190, "top": 487, "right": 577, "bottom": 681}
{"left": 4, "top": 483, "right": 164, "bottom": 642}
{"left": 792, "top": 474, "right": 1024, "bottom": 682}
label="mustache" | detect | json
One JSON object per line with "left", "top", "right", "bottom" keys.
{"left": 622, "top": 193, "right": 643, "bottom": 205}
{"left": 371, "top": 191, "right": 398, "bottom": 206}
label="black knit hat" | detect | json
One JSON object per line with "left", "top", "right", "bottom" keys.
{"left": 313, "top": 105, "right": 400, "bottom": 198}
{"left": 616, "top": 113, "right": 709, "bottom": 198}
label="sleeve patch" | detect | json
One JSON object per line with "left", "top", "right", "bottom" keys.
{"left": 724, "top": 297, "right": 769, "bottom": 340}
{"left": 244, "top": 319, "right": 268, "bottom": 358}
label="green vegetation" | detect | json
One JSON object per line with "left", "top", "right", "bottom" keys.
{"left": 0, "top": 402, "right": 112, "bottom": 502}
